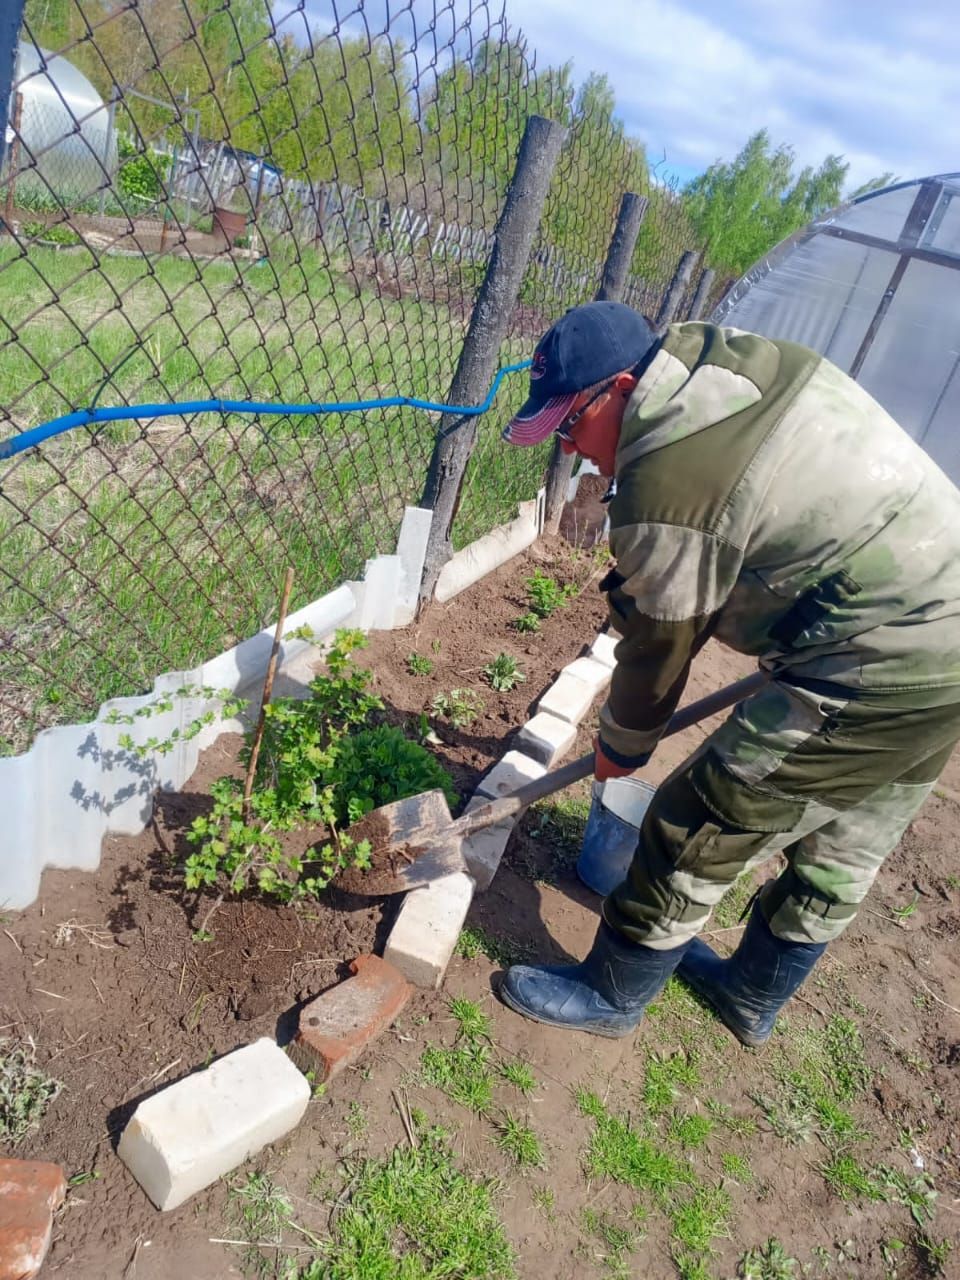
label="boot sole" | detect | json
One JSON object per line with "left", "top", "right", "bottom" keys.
{"left": 498, "top": 983, "right": 637, "bottom": 1039}
{"left": 679, "top": 975, "right": 770, "bottom": 1049}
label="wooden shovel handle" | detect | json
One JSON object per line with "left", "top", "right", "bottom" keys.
{"left": 458, "top": 668, "right": 770, "bottom": 837}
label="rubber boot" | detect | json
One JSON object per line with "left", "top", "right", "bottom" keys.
{"left": 498, "top": 922, "right": 691, "bottom": 1038}
{"left": 677, "top": 903, "right": 826, "bottom": 1047}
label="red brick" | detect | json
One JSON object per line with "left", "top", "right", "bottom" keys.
{"left": 291, "top": 954, "right": 411, "bottom": 1083}
{"left": 0, "top": 1159, "right": 66, "bottom": 1280}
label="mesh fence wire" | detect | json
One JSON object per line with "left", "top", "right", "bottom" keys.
{"left": 0, "top": 0, "right": 712, "bottom": 755}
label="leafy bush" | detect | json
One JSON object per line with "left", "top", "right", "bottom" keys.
{"left": 325, "top": 724, "right": 456, "bottom": 824}
{"left": 525, "top": 569, "right": 578, "bottom": 619}
{"left": 21, "top": 220, "right": 80, "bottom": 246}
{"left": 182, "top": 629, "right": 449, "bottom": 903}
{"left": 116, "top": 133, "right": 171, "bottom": 203}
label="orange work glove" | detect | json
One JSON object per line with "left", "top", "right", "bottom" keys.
{"left": 593, "top": 735, "right": 638, "bottom": 782}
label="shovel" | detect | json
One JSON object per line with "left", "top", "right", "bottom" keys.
{"left": 335, "top": 669, "right": 769, "bottom": 895}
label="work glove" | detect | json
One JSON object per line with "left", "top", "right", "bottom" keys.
{"left": 593, "top": 735, "right": 638, "bottom": 782}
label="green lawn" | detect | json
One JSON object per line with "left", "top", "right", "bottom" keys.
{"left": 0, "top": 242, "right": 545, "bottom": 752}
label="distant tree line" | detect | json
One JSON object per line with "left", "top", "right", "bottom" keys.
{"left": 23, "top": 0, "right": 891, "bottom": 284}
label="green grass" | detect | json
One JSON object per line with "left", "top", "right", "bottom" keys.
{"left": 498, "top": 1059, "right": 538, "bottom": 1096}
{"left": 298, "top": 1128, "right": 517, "bottom": 1279}
{"left": 448, "top": 996, "right": 492, "bottom": 1042}
{"left": 819, "top": 1153, "right": 886, "bottom": 1202}
{"left": 0, "top": 1039, "right": 61, "bottom": 1145}
{"left": 752, "top": 1015, "right": 872, "bottom": 1148}
{"left": 494, "top": 1113, "right": 545, "bottom": 1169}
{"left": 229, "top": 1171, "right": 296, "bottom": 1277}
{"left": 719, "top": 1152, "right": 753, "bottom": 1183}
{"left": 421, "top": 1042, "right": 495, "bottom": 1113}
{"left": 711, "top": 871, "right": 757, "bottom": 929}
{"left": 581, "top": 1208, "right": 643, "bottom": 1279}
{"left": 669, "top": 1183, "right": 732, "bottom": 1256}
{"left": 576, "top": 1089, "right": 693, "bottom": 1198}
{"left": 668, "top": 1112, "right": 715, "bottom": 1149}
{"left": 643, "top": 1050, "right": 702, "bottom": 1114}
{"left": 456, "top": 924, "right": 533, "bottom": 967}
{"left": 0, "top": 242, "right": 542, "bottom": 753}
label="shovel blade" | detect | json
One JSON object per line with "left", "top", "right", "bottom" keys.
{"left": 333, "top": 788, "right": 468, "bottom": 896}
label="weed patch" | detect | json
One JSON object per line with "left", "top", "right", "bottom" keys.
{"left": 0, "top": 1039, "right": 61, "bottom": 1145}
{"left": 494, "top": 1113, "right": 544, "bottom": 1169}
{"left": 299, "top": 1128, "right": 516, "bottom": 1279}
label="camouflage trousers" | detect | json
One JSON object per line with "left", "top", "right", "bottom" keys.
{"left": 604, "top": 678, "right": 960, "bottom": 948}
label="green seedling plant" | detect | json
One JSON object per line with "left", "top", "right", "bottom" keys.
{"left": 511, "top": 611, "right": 541, "bottom": 633}
{"left": 432, "top": 687, "right": 485, "bottom": 727}
{"left": 525, "top": 568, "right": 578, "bottom": 618}
{"left": 482, "top": 652, "right": 526, "bottom": 692}
{"left": 406, "top": 652, "right": 434, "bottom": 676}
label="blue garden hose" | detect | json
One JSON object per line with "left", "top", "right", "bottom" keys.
{"left": 0, "top": 359, "right": 533, "bottom": 461}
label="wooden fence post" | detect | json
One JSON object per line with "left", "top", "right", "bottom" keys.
{"left": 656, "top": 249, "right": 700, "bottom": 327}
{"left": 418, "top": 114, "right": 566, "bottom": 604}
{"left": 687, "top": 267, "right": 716, "bottom": 320}
{"left": 542, "top": 190, "right": 648, "bottom": 534}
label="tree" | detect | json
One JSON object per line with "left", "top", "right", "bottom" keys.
{"left": 848, "top": 173, "right": 897, "bottom": 200}
{"left": 684, "top": 130, "right": 849, "bottom": 277}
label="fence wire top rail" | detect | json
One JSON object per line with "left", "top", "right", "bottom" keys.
{"left": 0, "top": 359, "right": 533, "bottom": 460}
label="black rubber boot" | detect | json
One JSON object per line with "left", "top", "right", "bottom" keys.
{"left": 677, "top": 904, "right": 826, "bottom": 1047}
{"left": 498, "top": 922, "right": 691, "bottom": 1038}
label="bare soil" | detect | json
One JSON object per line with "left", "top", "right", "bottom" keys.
{"left": 3, "top": 535, "right": 959, "bottom": 1279}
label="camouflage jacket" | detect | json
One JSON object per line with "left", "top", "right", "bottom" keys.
{"left": 599, "top": 322, "right": 960, "bottom": 766}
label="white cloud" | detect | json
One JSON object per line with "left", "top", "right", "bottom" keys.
{"left": 503, "top": 0, "right": 958, "bottom": 190}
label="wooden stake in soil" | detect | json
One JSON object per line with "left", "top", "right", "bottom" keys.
{"left": 243, "top": 565, "right": 296, "bottom": 824}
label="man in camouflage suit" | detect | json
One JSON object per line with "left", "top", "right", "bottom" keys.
{"left": 498, "top": 301, "right": 960, "bottom": 1043}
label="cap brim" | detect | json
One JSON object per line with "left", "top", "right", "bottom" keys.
{"left": 501, "top": 392, "right": 578, "bottom": 447}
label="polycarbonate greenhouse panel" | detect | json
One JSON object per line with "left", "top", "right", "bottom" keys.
{"left": 713, "top": 175, "right": 960, "bottom": 486}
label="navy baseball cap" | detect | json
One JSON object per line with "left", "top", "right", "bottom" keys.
{"left": 503, "top": 302, "right": 656, "bottom": 446}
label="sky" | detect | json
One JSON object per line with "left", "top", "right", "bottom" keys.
{"left": 282, "top": 0, "right": 959, "bottom": 192}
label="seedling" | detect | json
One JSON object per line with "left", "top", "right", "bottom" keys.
{"left": 889, "top": 891, "right": 920, "bottom": 924}
{"left": 406, "top": 652, "right": 434, "bottom": 676}
{"left": 738, "top": 1238, "right": 798, "bottom": 1278}
{"left": 482, "top": 652, "right": 526, "bottom": 692}
{"left": 511, "top": 611, "right": 541, "bottom": 634}
{"left": 720, "top": 1152, "right": 753, "bottom": 1184}
{"left": 916, "top": 1233, "right": 952, "bottom": 1275}
{"left": 525, "top": 568, "right": 578, "bottom": 618}
{"left": 432, "top": 687, "right": 485, "bottom": 727}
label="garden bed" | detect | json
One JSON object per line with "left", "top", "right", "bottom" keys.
{"left": 0, "top": 536, "right": 607, "bottom": 1274}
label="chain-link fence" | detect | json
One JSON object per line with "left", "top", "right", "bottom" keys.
{"left": 0, "top": 0, "right": 720, "bottom": 756}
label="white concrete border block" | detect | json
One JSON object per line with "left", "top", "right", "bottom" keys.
{"left": 561, "top": 657, "right": 612, "bottom": 698}
{"left": 537, "top": 672, "right": 594, "bottom": 725}
{"left": 475, "top": 749, "right": 546, "bottom": 799}
{"left": 514, "top": 712, "right": 578, "bottom": 768}
{"left": 384, "top": 872, "right": 475, "bottom": 988}
{"left": 589, "top": 632, "right": 618, "bottom": 670}
{"left": 118, "top": 1038, "right": 310, "bottom": 1210}
{"left": 434, "top": 499, "right": 538, "bottom": 603}
{"left": 394, "top": 506, "right": 433, "bottom": 626}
